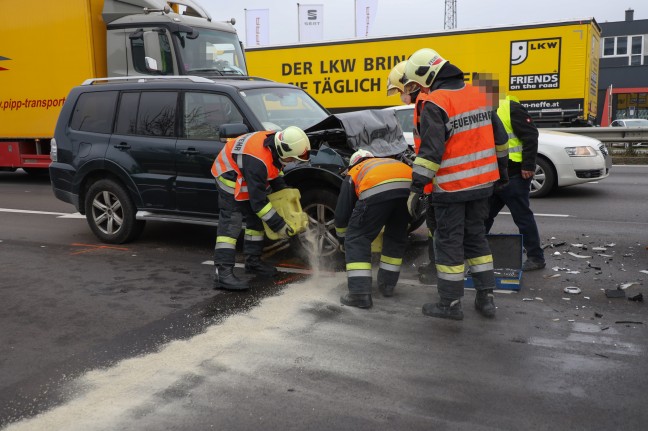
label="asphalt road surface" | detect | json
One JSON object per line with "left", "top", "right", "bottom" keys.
{"left": 0, "top": 166, "right": 647, "bottom": 430}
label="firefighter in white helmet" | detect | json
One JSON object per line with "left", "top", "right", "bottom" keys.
{"left": 211, "top": 126, "right": 310, "bottom": 290}
{"left": 388, "top": 60, "right": 440, "bottom": 285}
{"left": 401, "top": 48, "right": 509, "bottom": 320}
{"left": 334, "top": 149, "right": 413, "bottom": 308}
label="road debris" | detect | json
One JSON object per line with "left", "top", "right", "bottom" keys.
{"left": 605, "top": 243, "right": 616, "bottom": 247}
{"left": 564, "top": 286, "right": 581, "bottom": 294}
{"left": 568, "top": 251, "right": 592, "bottom": 259}
{"left": 544, "top": 273, "right": 561, "bottom": 279}
{"left": 615, "top": 321, "right": 643, "bottom": 325}
{"left": 587, "top": 262, "right": 602, "bottom": 270}
{"left": 592, "top": 247, "right": 607, "bottom": 252}
{"left": 628, "top": 293, "right": 644, "bottom": 302}
{"left": 619, "top": 281, "right": 640, "bottom": 290}
{"left": 595, "top": 353, "right": 609, "bottom": 358}
{"left": 595, "top": 312, "right": 603, "bottom": 318}
{"left": 641, "top": 270, "right": 648, "bottom": 275}
{"left": 605, "top": 289, "right": 626, "bottom": 298}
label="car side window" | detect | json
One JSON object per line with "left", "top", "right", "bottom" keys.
{"left": 611, "top": 121, "right": 621, "bottom": 127}
{"left": 69, "top": 91, "right": 118, "bottom": 134}
{"left": 136, "top": 92, "right": 178, "bottom": 137}
{"left": 115, "top": 92, "right": 140, "bottom": 135}
{"left": 182, "top": 92, "right": 244, "bottom": 140}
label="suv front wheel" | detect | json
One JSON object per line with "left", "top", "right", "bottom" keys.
{"left": 85, "top": 179, "right": 145, "bottom": 244}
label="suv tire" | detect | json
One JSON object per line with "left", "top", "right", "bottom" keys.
{"left": 85, "top": 179, "right": 145, "bottom": 244}
{"left": 299, "top": 188, "right": 340, "bottom": 258}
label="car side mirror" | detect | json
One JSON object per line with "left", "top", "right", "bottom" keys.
{"left": 220, "top": 123, "right": 249, "bottom": 139}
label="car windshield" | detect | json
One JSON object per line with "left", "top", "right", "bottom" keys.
{"left": 240, "top": 88, "right": 329, "bottom": 131}
{"left": 175, "top": 28, "right": 247, "bottom": 76}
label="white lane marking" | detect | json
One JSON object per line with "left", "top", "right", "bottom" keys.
{"left": 500, "top": 211, "right": 570, "bottom": 217}
{"left": 0, "top": 207, "right": 84, "bottom": 218}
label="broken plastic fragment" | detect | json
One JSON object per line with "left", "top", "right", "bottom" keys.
{"left": 619, "top": 282, "right": 640, "bottom": 290}
{"left": 605, "top": 289, "right": 626, "bottom": 298}
{"left": 605, "top": 243, "right": 616, "bottom": 247}
{"left": 544, "top": 273, "right": 561, "bottom": 279}
{"left": 564, "top": 286, "right": 582, "bottom": 294}
{"left": 562, "top": 297, "right": 571, "bottom": 301}
{"left": 571, "top": 243, "right": 584, "bottom": 248}
{"left": 522, "top": 298, "right": 534, "bottom": 301}
{"left": 553, "top": 251, "right": 561, "bottom": 256}
{"left": 592, "top": 247, "right": 607, "bottom": 252}
{"left": 587, "top": 263, "right": 602, "bottom": 270}
{"left": 534, "top": 297, "right": 543, "bottom": 301}
{"left": 568, "top": 252, "right": 592, "bottom": 259}
{"left": 599, "top": 254, "right": 614, "bottom": 258}
{"left": 640, "top": 270, "right": 648, "bottom": 274}
{"left": 628, "top": 293, "right": 644, "bottom": 302}
{"left": 566, "top": 271, "right": 580, "bottom": 274}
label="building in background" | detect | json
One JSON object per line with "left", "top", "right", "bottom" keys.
{"left": 598, "top": 9, "right": 648, "bottom": 125}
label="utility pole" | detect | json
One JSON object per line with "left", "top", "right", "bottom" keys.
{"left": 444, "top": 0, "right": 457, "bottom": 30}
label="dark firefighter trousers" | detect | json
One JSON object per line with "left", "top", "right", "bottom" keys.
{"left": 433, "top": 197, "right": 496, "bottom": 300}
{"left": 345, "top": 198, "right": 410, "bottom": 295}
{"left": 213, "top": 185, "right": 266, "bottom": 269}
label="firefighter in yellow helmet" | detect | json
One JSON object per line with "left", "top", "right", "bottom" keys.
{"left": 401, "top": 48, "right": 509, "bottom": 320}
{"left": 211, "top": 126, "right": 310, "bottom": 290}
{"left": 334, "top": 149, "right": 413, "bottom": 308}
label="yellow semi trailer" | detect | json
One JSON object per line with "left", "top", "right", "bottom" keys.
{"left": 246, "top": 18, "right": 600, "bottom": 127}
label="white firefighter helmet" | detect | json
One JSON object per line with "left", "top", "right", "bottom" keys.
{"left": 386, "top": 61, "right": 408, "bottom": 96}
{"left": 349, "top": 149, "right": 374, "bottom": 166}
{"left": 403, "top": 48, "right": 448, "bottom": 93}
{"left": 274, "top": 126, "right": 310, "bottom": 162}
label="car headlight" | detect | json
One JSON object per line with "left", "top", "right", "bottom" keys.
{"left": 565, "top": 146, "right": 597, "bottom": 157}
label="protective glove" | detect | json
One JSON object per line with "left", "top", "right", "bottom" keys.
{"left": 407, "top": 192, "right": 422, "bottom": 218}
{"left": 275, "top": 223, "right": 294, "bottom": 240}
{"left": 338, "top": 243, "right": 346, "bottom": 253}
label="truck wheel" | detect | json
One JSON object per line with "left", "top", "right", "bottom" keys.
{"left": 85, "top": 179, "right": 145, "bottom": 244}
{"left": 530, "top": 157, "right": 556, "bottom": 198}
{"left": 299, "top": 188, "right": 340, "bottom": 258}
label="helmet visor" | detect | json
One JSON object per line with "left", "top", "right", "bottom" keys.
{"left": 403, "top": 81, "right": 421, "bottom": 94}
{"left": 386, "top": 86, "right": 402, "bottom": 97}
{"left": 277, "top": 139, "right": 310, "bottom": 162}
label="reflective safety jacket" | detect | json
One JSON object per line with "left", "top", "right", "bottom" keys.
{"left": 211, "top": 131, "right": 287, "bottom": 231}
{"left": 414, "top": 83, "right": 503, "bottom": 200}
{"left": 497, "top": 96, "right": 523, "bottom": 162}
{"left": 335, "top": 158, "right": 411, "bottom": 236}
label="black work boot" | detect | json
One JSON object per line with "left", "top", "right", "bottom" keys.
{"left": 475, "top": 289, "right": 496, "bottom": 318}
{"left": 245, "top": 255, "right": 278, "bottom": 277}
{"left": 418, "top": 262, "right": 437, "bottom": 285}
{"left": 214, "top": 266, "right": 249, "bottom": 291}
{"left": 422, "top": 299, "right": 463, "bottom": 320}
{"left": 378, "top": 282, "right": 395, "bottom": 297}
{"left": 340, "top": 293, "right": 373, "bottom": 309}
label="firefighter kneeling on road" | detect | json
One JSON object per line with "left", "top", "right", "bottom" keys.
{"left": 334, "top": 150, "right": 413, "bottom": 309}
{"left": 210, "top": 126, "right": 310, "bottom": 290}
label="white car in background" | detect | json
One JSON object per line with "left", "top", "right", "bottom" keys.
{"left": 385, "top": 105, "right": 612, "bottom": 198}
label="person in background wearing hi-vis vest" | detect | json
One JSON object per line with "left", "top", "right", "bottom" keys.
{"left": 387, "top": 61, "right": 437, "bottom": 285}
{"left": 401, "top": 48, "right": 509, "bottom": 321}
{"left": 334, "top": 149, "right": 412, "bottom": 309}
{"left": 210, "top": 127, "right": 311, "bottom": 290}
{"left": 475, "top": 75, "right": 546, "bottom": 271}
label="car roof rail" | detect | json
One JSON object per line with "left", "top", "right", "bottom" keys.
{"left": 81, "top": 75, "right": 214, "bottom": 86}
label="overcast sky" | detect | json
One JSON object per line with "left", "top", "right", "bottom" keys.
{"left": 200, "top": 0, "right": 647, "bottom": 47}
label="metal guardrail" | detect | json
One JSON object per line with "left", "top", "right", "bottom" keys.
{"left": 544, "top": 127, "right": 648, "bottom": 143}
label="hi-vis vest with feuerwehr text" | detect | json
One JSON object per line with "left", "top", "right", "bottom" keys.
{"left": 210, "top": 131, "right": 280, "bottom": 201}
{"left": 348, "top": 158, "right": 412, "bottom": 200}
{"left": 419, "top": 84, "right": 499, "bottom": 192}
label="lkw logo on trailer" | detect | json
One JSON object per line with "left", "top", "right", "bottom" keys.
{"left": 509, "top": 37, "right": 561, "bottom": 91}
